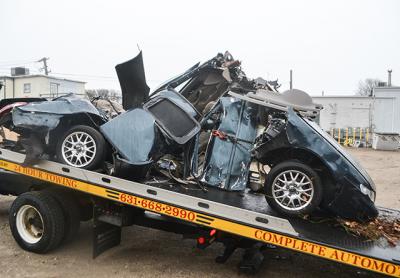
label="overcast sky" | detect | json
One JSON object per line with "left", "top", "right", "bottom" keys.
{"left": 1, "top": 0, "right": 399, "bottom": 95}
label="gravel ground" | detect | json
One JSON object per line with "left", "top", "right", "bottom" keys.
{"left": 0, "top": 148, "right": 399, "bottom": 278}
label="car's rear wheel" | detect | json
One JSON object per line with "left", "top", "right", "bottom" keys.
{"left": 56, "top": 125, "right": 105, "bottom": 170}
{"left": 264, "top": 161, "right": 323, "bottom": 216}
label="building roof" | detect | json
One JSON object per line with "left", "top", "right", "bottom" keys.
{"left": 312, "top": 95, "right": 393, "bottom": 99}
{"left": 373, "top": 86, "right": 400, "bottom": 90}
{"left": 312, "top": 95, "right": 370, "bottom": 98}
{"left": 0, "top": 74, "right": 86, "bottom": 84}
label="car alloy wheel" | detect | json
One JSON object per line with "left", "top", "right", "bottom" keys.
{"left": 271, "top": 170, "right": 314, "bottom": 211}
{"left": 61, "top": 131, "right": 97, "bottom": 168}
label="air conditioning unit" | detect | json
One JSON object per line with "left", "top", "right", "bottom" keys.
{"left": 11, "top": 67, "right": 30, "bottom": 76}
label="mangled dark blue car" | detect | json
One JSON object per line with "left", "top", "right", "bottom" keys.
{"left": 0, "top": 52, "right": 378, "bottom": 222}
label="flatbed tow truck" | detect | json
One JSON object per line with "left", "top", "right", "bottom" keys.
{"left": 0, "top": 147, "right": 399, "bottom": 277}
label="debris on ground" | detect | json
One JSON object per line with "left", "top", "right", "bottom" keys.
{"left": 338, "top": 216, "right": 400, "bottom": 246}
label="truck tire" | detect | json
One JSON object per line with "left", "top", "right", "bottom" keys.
{"left": 43, "top": 187, "right": 80, "bottom": 243}
{"left": 264, "top": 161, "right": 323, "bottom": 217}
{"left": 56, "top": 125, "right": 106, "bottom": 170}
{"left": 9, "top": 191, "right": 65, "bottom": 253}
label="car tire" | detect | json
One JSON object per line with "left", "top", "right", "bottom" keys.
{"left": 42, "top": 187, "right": 80, "bottom": 243}
{"left": 56, "top": 125, "right": 105, "bottom": 170}
{"left": 9, "top": 191, "right": 65, "bottom": 253}
{"left": 264, "top": 161, "right": 323, "bottom": 217}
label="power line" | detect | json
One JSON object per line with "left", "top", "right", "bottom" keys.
{"left": 51, "top": 72, "right": 166, "bottom": 83}
{"left": 51, "top": 72, "right": 117, "bottom": 79}
{"left": 0, "top": 60, "right": 36, "bottom": 67}
{"left": 0, "top": 59, "right": 31, "bottom": 63}
{"left": 0, "top": 59, "right": 35, "bottom": 64}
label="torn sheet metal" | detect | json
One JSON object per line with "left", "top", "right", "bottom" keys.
{"left": 229, "top": 89, "right": 322, "bottom": 118}
{"left": 115, "top": 51, "right": 150, "bottom": 110}
{"left": 201, "top": 97, "right": 257, "bottom": 191}
{"left": 100, "top": 108, "right": 161, "bottom": 165}
{"left": 12, "top": 95, "right": 101, "bottom": 131}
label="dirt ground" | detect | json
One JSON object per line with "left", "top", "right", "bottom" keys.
{"left": 0, "top": 148, "right": 399, "bottom": 278}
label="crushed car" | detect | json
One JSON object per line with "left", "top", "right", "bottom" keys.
{"left": 0, "top": 51, "right": 378, "bottom": 222}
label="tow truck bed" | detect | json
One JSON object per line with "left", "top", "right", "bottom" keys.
{"left": 0, "top": 148, "right": 399, "bottom": 277}
{"left": 153, "top": 182, "right": 400, "bottom": 268}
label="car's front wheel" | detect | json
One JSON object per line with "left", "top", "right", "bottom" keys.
{"left": 56, "top": 125, "right": 105, "bottom": 170}
{"left": 264, "top": 161, "right": 323, "bottom": 217}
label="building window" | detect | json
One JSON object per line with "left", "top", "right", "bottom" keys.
{"left": 23, "top": 83, "right": 31, "bottom": 94}
{"left": 50, "top": 82, "right": 59, "bottom": 97}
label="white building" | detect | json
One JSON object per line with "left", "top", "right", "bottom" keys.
{"left": 0, "top": 67, "right": 86, "bottom": 100}
{"left": 373, "top": 86, "right": 400, "bottom": 134}
{"left": 313, "top": 86, "right": 400, "bottom": 134}
{"left": 314, "top": 96, "right": 373, "bottom": 131}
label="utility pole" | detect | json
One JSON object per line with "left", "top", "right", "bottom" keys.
{"left": 37, "top": 57, "right": 50, "bottom": 75}
{"left": 289, "top": 69, "right": 293, "bottom": 90}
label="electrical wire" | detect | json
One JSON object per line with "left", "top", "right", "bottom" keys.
{"left": 51, "top": 72, "right": 117, "bottom": 79}
{"left": 0, "top": 60, "right": 36, "bottom": 67}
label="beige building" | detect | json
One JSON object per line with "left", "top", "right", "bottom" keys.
{"left": 0, "top": 68, "right": 86, "bottom": 100}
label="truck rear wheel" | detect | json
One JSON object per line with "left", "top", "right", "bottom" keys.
{"left": 9, "top": 191, "right": 65, "bottom": 253}
{"left": 43, "top": 187, "right": 80, "bottom": 243}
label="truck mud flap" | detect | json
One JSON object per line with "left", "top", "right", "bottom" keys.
{"left": 93, "top": 208, "right": 122, "bottom": 258}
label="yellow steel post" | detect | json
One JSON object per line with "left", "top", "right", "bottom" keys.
{"left": 353, "top": 127, "right": 356, "bottom": 144}
{"left": 366, "top": 128, "right": 369, "bottom": 147}
{"left": 338, "top": 128, "right": 341, "bottom": 145}
{"left": 360, "top": 128, "right": 363, "bottom": 142}
{"left": 345, "top": 128, "right": 349, "bottom": 146}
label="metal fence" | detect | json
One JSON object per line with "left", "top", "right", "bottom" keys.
{"left": 330, "top": 128, "right": 371, "bottom": 147}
